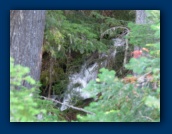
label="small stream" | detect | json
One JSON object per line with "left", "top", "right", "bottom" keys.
{"left": 60, "top": 38, "right": 126, "bottom": 111}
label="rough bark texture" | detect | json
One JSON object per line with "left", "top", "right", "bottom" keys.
{"left": 10, "top": 10, "right": 46, "bottom": 87}
{"left": 136, "top": 10, "right": 146, "bottom": 24}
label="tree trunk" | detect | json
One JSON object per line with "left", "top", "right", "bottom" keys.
{"left": 132, "top": 10, "right": 147, "bottom": 76}
{"left": 136, "top": 10, "right": 146, "bottom": 24}
{"left": 10, "top": 10, "right": 46, "bottom": 87}
{"left": 135, "top": 10, "right": 146, "bottom": 50}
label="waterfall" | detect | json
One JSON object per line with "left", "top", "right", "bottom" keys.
{"left": 60, "top": 38, "right": 126, "bottom": 111}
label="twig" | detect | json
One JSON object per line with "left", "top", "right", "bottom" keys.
{"left": 40, "top": 96, "right": 95, "bottom": 115}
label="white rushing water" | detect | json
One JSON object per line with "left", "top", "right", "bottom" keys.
{"left": 60, "top": 38, "right": 125, "bottom": 111}
{"left": 60, "top": 62, "right": 99, "bottom": 111}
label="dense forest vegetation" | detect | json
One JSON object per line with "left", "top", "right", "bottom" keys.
{"left": 10, "top": 10, "right": 160, "bottom": 122}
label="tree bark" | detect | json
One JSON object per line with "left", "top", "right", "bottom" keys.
{"left": 136, "top": 10, "right": 146, "bottom": 24}
{"left": 10, "top": 10, "right": 46, "bottom": 87}
{"left": 135, "top": 10, "right": 146, "bottom": 50}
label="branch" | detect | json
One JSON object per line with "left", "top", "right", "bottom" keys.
{"left": 100, "top": 26, "right": 130, "bottom": 39}
{"left": 100, "top": 26, "right": 130, "bottom": 67}
{"left": 40, "top": 96, "right": 95, "bottom": 115}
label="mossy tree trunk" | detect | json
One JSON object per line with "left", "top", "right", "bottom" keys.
{"left": 10, "top": 10, "right": 46, "bottom": 88}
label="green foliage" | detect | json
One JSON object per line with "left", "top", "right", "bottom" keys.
{"left": 125, "top": 10, "right": 160, "bottom": 120}
{"left": 10, "top": 87, "right": 46, "bottom": 122}
{"left": 145, "top": 95, "right": 160, "bottom": 111}
{"left": 41, "top": 10, "right": 135, "bottom": 102}
{"left": 77, "top": 10, "right": 160, "bottom": 122}
{"left": 10, "top": 58, "right": 35, "bottom": 88}
{"left": 128, "top": 11, "right": 160, "bottom": 48}
{"left": 127, "top": 22, "right": 154, "bottom": 47}
{"left": 44, "top": 10, "right": 108, "bottom": 58}
{"left": 125, "top": 57, "right": 159, "bottom": 75}
{"left": 10, "top": 57, "right": 62, "bottom": 122}
{"left": 126, "top": 10, "right": 160, "bottom": 83}
{"left": 44, "top": 10, "right": 135, "bottom": 58}
{"left": 77, "top": 68, "right": 159, "bottom": 122}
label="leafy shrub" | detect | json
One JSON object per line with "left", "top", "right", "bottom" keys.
{"left": 77, "top": 68, "right": 160, "bottom": 122}
{"left": 10, "top": 57, "right": 62, "bottom": 122}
